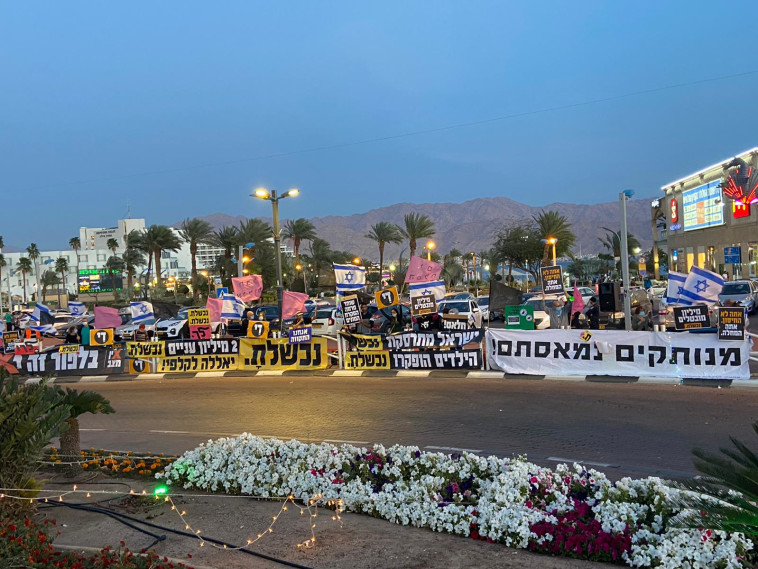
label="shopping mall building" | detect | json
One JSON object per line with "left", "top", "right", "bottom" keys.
{"left": 657, "top": 146, "right": 758, "bottom": 279}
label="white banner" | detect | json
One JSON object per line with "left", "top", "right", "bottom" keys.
{"left": 486, "top": 329, "right": 751, "bottom": 380}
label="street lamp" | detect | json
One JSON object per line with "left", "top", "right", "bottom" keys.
{"left": 541, "top": 237, "right": 557, "bottom": 266}
{"left": 426, "top": 240, "right": 436, "bottom": 261}
{"left": 252, "top": 187, "right": 299, "bottom": 330}
{"left": 619, "top": 189, "right": 634, "bottom": 331}
{"left": 352, "top": 257, "right": 361, "bottom": 265}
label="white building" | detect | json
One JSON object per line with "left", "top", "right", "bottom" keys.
{"left": 80, "top": 218, "right": 146, "bottom": 253}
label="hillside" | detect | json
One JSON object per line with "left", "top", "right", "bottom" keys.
{"left": 173, "top": 196, "right": 656, "bottom": 260}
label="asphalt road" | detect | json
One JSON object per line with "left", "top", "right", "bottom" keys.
{"left": 76, "top": 376, "right": 758, "bottom": 481}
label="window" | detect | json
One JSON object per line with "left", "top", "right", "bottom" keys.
{"left": 97, "top": 254, "right": 106, "bottom": 261}
{"left": 80, "top": 255, "right": 88, "bottom": 262}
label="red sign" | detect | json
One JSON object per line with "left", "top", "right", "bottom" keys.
{"left": 670, "top": 198, "right": 679, "bottom": 222}
{"left": 733, "top": 201, "right": 750, "bottom": 219}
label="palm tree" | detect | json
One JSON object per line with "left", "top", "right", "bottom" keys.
{"left": 105, "top": 255, "right": 125, "bottom": 296}
{"left": 211, "top": 226, "right": 241, "bottom": 279}
{"left": 40, "top": 270, "right": 61, "bottom": 301}
{"left": 282, "top": 218, "right": 316, "bottom": 262}
{"left": 365, "top": 222, "right": 403, "bottom": 281}
{"left": 0, "top": 235, "right": 3, "bottom": 250}
{"left": 106, "top": 237, "right": 119, "bottom": 258}
{"left": 54, "top": 257, "right": 69, "bottom": 307}
{"left": 599, "top": 227, "right": 641, "bottom": 274}
{"left": 533, "top": 211, "right": 576, "bottom": 265}
{"left": 26, "top": 243, "right": 40, "bottom": 301}
{"left": 122, "top": 246, "right": 146, "bottom": 294}
{"left": 238, "top": 218, "right": 273, "bottom": 246}
{"left": 667, "top": 420, "right": 758, "bottom": 538}
{"left": 180, "top": 218, "right": 215, "bottom": 299}
{"left": 17, "top": 257, "right": 32, "bottom": 303}
{"left": 55, "top": 387, "right": 114, "bottom": 476}
{"left": 400, "top": 213, "right": 435, "bottom": 259}
{"left": 133, "top": 225, "right": 181, "bottom": 292}
{"left": 0, "top": 254, "right": 6, "bottom": 312}
{"left": 69, "top": 237, "right": 81, "bottom": 280}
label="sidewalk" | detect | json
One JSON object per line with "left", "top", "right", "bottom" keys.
{"left": 45, "top": 474, "right": 613, "bottom": 569}
{"left": 23, "top": 368, "right": 758, "bottom": 388}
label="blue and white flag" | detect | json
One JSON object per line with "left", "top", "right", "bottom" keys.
{"left": 681, "top": 266, "right": 724, "bottom": 305}
{"left": 333, "top": 263, "right": 366, "bottom": 292}
{"left": 221, "top": 293, "right": 246, "bottom": 319}
{"left": 409, "top": 280, "right": 446, "bottom": 302}
{"left": 29, "top": 324, "right": 57, "bottom": 336}
{"left": 130, "top": 301, "right": 155, "bottom": 324}
{"left": 69, "top": 301, "right": 87, "bottom": 317}
{"left": 665, "top": 271, "right": 690, "bottom": 305}
{"left": 31, "top": 302, "right": 53, "bottom": 324}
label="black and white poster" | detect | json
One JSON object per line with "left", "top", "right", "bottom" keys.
{"left": 347, "top": 331, "right": 483, "bottom": 351}
{"left": 540, "top": 265, "right": 564, "bottom": 295}
{"left": 718, "top": 307, "right": 746, "bottom": 341}
{"left": 10, "top": 346, "right": 126, "bottom": 376}
{"left": 673, "top": 305, "right": 710, "bottom": 331}
{"left": 390, "top": 349, "right": 481, "bottom": 370}
{"left": 340, "top": 295, "right": 362, "bottom": 327}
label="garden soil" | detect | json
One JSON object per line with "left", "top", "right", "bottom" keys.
{"left": 44, "top": 474, "right": 615, "bottom": 569}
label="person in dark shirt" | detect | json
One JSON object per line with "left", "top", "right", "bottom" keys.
{"left": 586, "top": 297, "right": 600, "bottom": 330}
{"left": 65, "top": 326, "right": 80, "bottom": 344}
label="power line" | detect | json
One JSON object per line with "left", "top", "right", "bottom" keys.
{"left": 17, "top": 69, "right": 758, "bottom": 192}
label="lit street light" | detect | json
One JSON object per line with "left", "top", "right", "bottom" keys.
{"left": 541, "top": 237, "right": 558, "bottom": 266}
{"left": 426, "top": 240, "right": 436, "bottom": 261}
{"left": 252, "top": 187, "right": 300, "bottom": 329}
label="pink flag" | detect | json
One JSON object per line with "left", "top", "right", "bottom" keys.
{"left": 206, "top": 297, "right": 223, "bottom": 323}
{"left": 232, "top": 275, "right": 263, "bottom": 302}
{"left": 571, "top": 281, "right": 586, "bottom": 315}
{"left": 94, "top": 306, "right": 122, "bottom": 329}
{"left": 405, "top": 256, "right": 443, "bottom": 283}
{"left": 282, "top": 290, "right": 309, "bottom": 319}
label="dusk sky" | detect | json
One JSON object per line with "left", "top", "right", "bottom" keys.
{"left": 3, "top": 1, "right": 758, "bottom": 250}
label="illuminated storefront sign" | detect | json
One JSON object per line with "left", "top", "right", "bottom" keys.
{"left": 682, "top": 181, "right": 724, "bottom": 231}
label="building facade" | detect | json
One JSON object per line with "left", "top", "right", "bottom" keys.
{"left": 660, "top": 147, "right": 758, "bottom": 279}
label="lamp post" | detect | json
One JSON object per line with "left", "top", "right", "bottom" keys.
{"left": 234, "top": 242, "right": 256, "bottom": 278}
{"left": 426, "top": 240, "right": 436, "bottom": 261}
{"left": 541, "top": 237, "right": 557, "bottom": 266}
{"left": 619, "top": 189, "right": 634, "bottom": 331}
{"left": 252, "top": 187, "right": 299, "bottom": 330}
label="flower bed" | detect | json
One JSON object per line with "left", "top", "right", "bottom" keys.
{"left": 0, "top": 504, "right": 193, "bottom": 569}
{"left": 46, "top": 447, "right": 177, "bottom": 477}
{"left": 161, "top": 434, "right": 755, "bottom": 568}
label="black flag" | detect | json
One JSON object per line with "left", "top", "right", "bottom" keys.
{"left": 489, "top": 280, "right": 522, "bottom": 313}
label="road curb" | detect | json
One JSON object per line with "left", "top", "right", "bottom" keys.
{"left": 21, "top": 370, "right": 758, "bottom": 389}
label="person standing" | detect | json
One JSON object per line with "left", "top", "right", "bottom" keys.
{"left": 134, "top": 324, "right": 149, "bottom": 342}
{"left": 586, "top": 297, "right": 600, "bottom": 330}
{"left": 4, "top": 312, "right": 11, "bottom": 332}
{"left": 547, "top": 298, "right": 564, "bottom": 329}
{"left": 80, "top": 321, "right": 91, "bottom": 346}
{"left": 388, "top": 308, "right": 404, "bottom": 334}
{"left": 65, "top": 326, "right": 80, "bottom": 344}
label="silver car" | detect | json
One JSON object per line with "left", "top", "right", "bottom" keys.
{"left": 718, "top": 280, "right": 758, "bottom": 314}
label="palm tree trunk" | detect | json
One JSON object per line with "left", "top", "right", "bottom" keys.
{"left": 59, "top": 418, "right": 82, "bottom": 476}
{"left": 22, "top": 273, "right": 27, "bottom": 303}
{"left": 378, "top": 242, "right": 385, "bottom": 285}
{"left": 190, "top": 242, "right": 198, "bottom": 300}
{"left": 410, "top": 239, "right": 416, "bottom": 260}
{"left": 154, "top": 249, "right": 162, "bottom": 290}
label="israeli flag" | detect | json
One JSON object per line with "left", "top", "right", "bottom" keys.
{"left": 409, "top": 280, "right": 446, "bottom": 302}
{"left": 681, "top": 266, "right": 724, "bottom": 305}
{"left": 31, "top": 302, "right": 53, "bottom": 324}
{"left": 221, "top": 293, "right": 246, "bottom": 319}
{"left": 69, "top": 301, "right": 87, "bottom": 317}
{"left": 130, "top": 301, "right": 155, "bottom": 324}
{"left": 29, "top": 324, "right": 57, "bottom": 336}
{"left": 333, "top": 263, "right": 366, "bottom": 292}
{"left": 665, "top": 271, "right": 690, "bottom": 305}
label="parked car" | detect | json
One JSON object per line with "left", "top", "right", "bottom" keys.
{"left": 453, "top": 292, "right": 474, "bottom": 300}
{"left": 718, "top": 280, "right": 758, "bottom": 314}
{"left": 475, "top": 296, "right": 492, "bottom": 321}
{"left": 576, "top": 287, "right": 595, "bottom": 305}
{"left": 436, "top": 299, "right": 483, "bottom": 328}
{"left": 522, "top": 296, "right": 559, "bottom": 330}
{"left": 155, "top": 306, "right": 223, "bottom": 339}
{"left": 369, "top": 304, "right": 412, "bottom": 333}
{"left": 116, "top": 313, "right": 153, "bottom": 341}
{"left": 658, "top": 299, "right": 717, "bottom": 330}
{"left": 311, "top": 307, "right": 344, "bottom": 336}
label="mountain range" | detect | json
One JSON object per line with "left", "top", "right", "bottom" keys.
{"left": 174, "top": 196, "right": 657, "bottom": 261}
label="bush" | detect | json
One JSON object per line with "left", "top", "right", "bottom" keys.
{"left": 0, "top": 370, "right": 70, "bottom": 492}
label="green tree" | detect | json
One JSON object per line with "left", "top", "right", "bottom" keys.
{"left": 442, "top": 259, "right": 465, "bottom": 288}
{"left": 122, "top": 244, "right": 146, "bottom": 295}
{"left": 131, "top": 226, "right": 181, "bottom": 294}
{"left": 55, "top": 387, "right": 114, "bottom": 476}
{"left": 0, "top": 253, "right": 6, "bottom": 311}
{"left": 54, "top": 257, "right": 69, "bottom": 307}
{"left": 0, "top": 372, "right": 71, "bottom": 491}
{"left": 365, "top": 222, "right": 403, "bottom": 282}
{"left": 533, "top": 211, "right": 576, "bottom": 265}
{"left": 282, "top": 218, "right": 316, "bottom": 261}
{"left": 493, "top": 224, "right": 544, "bottom": 283}
{"left": 400, "top": 213, "right": 435, "bottom": 260}
{"left": 105, "top": 256, "right": 125, "bottom": 296}
{"left": 667, "top": 420, "right": 758, "bottom": 539}
{"left": 69, "top": 237, "right": 81, "bottom": 281}
{"left": 180, "top": 218, "right": 215, "bottom": 300}
{"left": 26, "top": 243, "right": 40, "bottom": 301}
{"left": 16, "top": 257, "right": 32, "bottom": 303}
{"left": 599, "top": 227, "right": 641, "bottom": 274}
{"left": 106, "top": 237, "right": 119, "bottom": 257}
{"left": 40, "top": 270, "right": 61, "bottom": 302}
{"left": 211, "top": 226, "right": 241, "bottom": 279}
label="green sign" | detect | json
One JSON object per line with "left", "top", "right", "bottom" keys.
{"left": 505, "top": 305, "right": 534, "bottom": 330}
